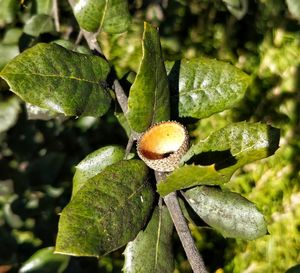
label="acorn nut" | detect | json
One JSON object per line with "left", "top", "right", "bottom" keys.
{"left": 137, "top": 121, "right": 189, "bottom": 172}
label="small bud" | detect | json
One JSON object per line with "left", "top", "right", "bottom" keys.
{"left": 137, "top": 121, "right": 189, "bottom": 172}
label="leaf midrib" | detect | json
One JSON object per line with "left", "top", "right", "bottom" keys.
{"left": 0, "top": 72, "right": 99, "bottom": 84}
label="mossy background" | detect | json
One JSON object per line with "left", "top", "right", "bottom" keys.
{"left": 0, "top": 0, "right": 299, "bottom": 272}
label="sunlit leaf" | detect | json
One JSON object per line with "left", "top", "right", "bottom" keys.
{"left": 0, "top": 43, "right": 111, "bottom": 117}
{"left": 123, "top": 206, "right": 174, "bottom": 273}
{"left": 167, "top": 57, "right": 250, "bottom": 119}
{"left": 72, "top": 145, "right": 125, "bottom": 197}
{"left": 184, "top": 121, "right": 280, "bottom": 177}
{"left": 55, "top": 160, "right": 154, "bottom": 257}
{"left": 158, "top": 122, "right": 280, "bottom": 196}
{"left": 72, "top": 0, "right": 131, "bottom": 33}
{"left": 157, "top": 165, "right": 227, "bottom": 197}
{"left": 23, "top": 14, "right": 55, "bottom": 37}
{"left": 127, "top": 22, "right": 170, "bottom": 132}
{"left": 184, "top": 186, "right": 267, "bottom": 240}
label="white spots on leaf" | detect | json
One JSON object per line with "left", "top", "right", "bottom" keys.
{"left": 44, "top": 100, "right": 64, "bottom": 113}
{"left": 140, "top": 195, "right": 144, "bottom": 203}
{"left": 189, "top": 198, "right": 196, "bottom": 204}
{"left": 74, "top": 0, "right": 88, "bottom": 13}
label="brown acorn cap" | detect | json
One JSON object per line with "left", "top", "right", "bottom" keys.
{"left": 137, "top": 121, "right": 189, "bottom": 172}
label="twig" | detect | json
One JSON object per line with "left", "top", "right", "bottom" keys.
{"left": 155, "top": 171, "right": 208, "bottom": 273}
{"left": 75, "top": 30, "right": 84, "bottom": 45}
{"left": 52, "top": 0, "right": 60, "bottom": 32}
{"left": 124, "top": 134, "right": 135, "bottom": 159}
{"left": 114, "top": 79, "right": 128, "bottom": 114}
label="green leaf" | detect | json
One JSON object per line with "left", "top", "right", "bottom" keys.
{"left": 72, "top": 145, "right": 125, "bottom": 197}
{"left": 184, "top": 121, "right": 280, "bottom": 177}
{"left": 55, "top": 160, "right": 154, "bottom": 257}
{"left": 36, "top": 0, "right": 53, "bottom": 15}
{"left": 184, "top": 186, "right": 267, "bottom": 240}
{"left": 0, "top": 43, "right": 111, "bottom": 117}
{"left": 19, "top": 247, "right": 70, "bottom": 273}
{"left": 127, "top": 22, "right": 170, "bottom": 132}
{"left": 167, "top": 57, "right": 250, "bottom": 119}
{"left": 98, "top": 22, "right": 143, "bottom": 77}
{"left": 157, "top": 165, "right": 227, "bottom": 197}
{"left": 52, "top": 40, "right": 91, "bottom": 54}
{"left": 158, "top": 122, "right": 280, "bottom": 196}
{"left": 123, "top": 206, "right": 174, "bottom": 273}
{"left": 23, "top": 14, "right": 55, "bottom": 37}
{"left": 2, "top": 28, "right": 22, "bottom": 44}
{"left": 0, "top": 44, "right": 19, "bottom": 70}
{"left": 0, "top": 96, "right": 20, "bottom": 133}
{"left": 72, "top": 0, "right": 131, "bottom": 33}
{"left": 286, "top": 0, "right": 300, "bottom": 20}
{"left": 0, "top": 0, "right": 18, "bottom": 27}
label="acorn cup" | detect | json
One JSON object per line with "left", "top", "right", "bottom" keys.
{"left": 137, "top": 121, "right": 189, "bottom": 172}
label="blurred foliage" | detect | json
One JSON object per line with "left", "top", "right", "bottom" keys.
{"left": 0, "top": 0, "right": 299, "bottom": 272}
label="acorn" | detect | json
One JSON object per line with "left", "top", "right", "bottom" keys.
{"left": 137, "top": 121, "right": 189, "bottom": 172}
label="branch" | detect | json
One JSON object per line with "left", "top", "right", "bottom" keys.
{"left": 52, "top": 0, "right": 60, "bottom": 32}
{"left": 155, "top": 172, "right": 208, "bottom": 273}
{"left": 113, "top": 79, "right": 128, "bottom": 114}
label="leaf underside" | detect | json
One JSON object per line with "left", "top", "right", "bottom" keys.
{"left": 184, "top": 186, "right": 267, "bottom": 240}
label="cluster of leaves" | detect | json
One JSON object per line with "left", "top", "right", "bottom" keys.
{"left": 0, "top": 0, "right": 299, "bottom": 273}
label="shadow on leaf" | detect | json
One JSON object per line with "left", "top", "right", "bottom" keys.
{"left": 186, "top": 149, "right": 237, "bottom": 170}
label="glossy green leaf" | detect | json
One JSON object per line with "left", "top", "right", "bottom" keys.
{"left": 0, "top": 43, "right": 111, "bottom": 117}
{"left": 157, "top": 165, "right": 227, "bottom": 197}
{"left": 0, "top": 96, "right": 20, "bottom": 133}
{"left": 72, "top": 145, "right": 125, "bottom": 197}
{"left": 286, "top": 0, "right": 300, "bottom": 20}
{"left": 23, "top": 14, "right": 55, "bottom": 37}
{"left": 55, "top": 160, "right": 154, "bottom": 257}
{"left": 72, "top": 0, "right": 131, "bottom": 33}
{"left": 184, "top": 186, "right": 267, "bottom": 240}
{"left": 167, "top": 57, "right": 250, "bottom": 119}
{"left": 127, "top": 22, "right": 170, "bottom": 132}
{"left": 184, "top": 121, "right": 280, "bottom": 177}
{"left": 158, "top": 122, "right": 279, "bottom": 196}
{"left": 0, "top": 0, "right": 18, "bottom": 27}
{"left": 19, "top": 247, "right": 70, "bottom": 273}
{"left": 123, "top": 206, "right": 174, "bottom": 273}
